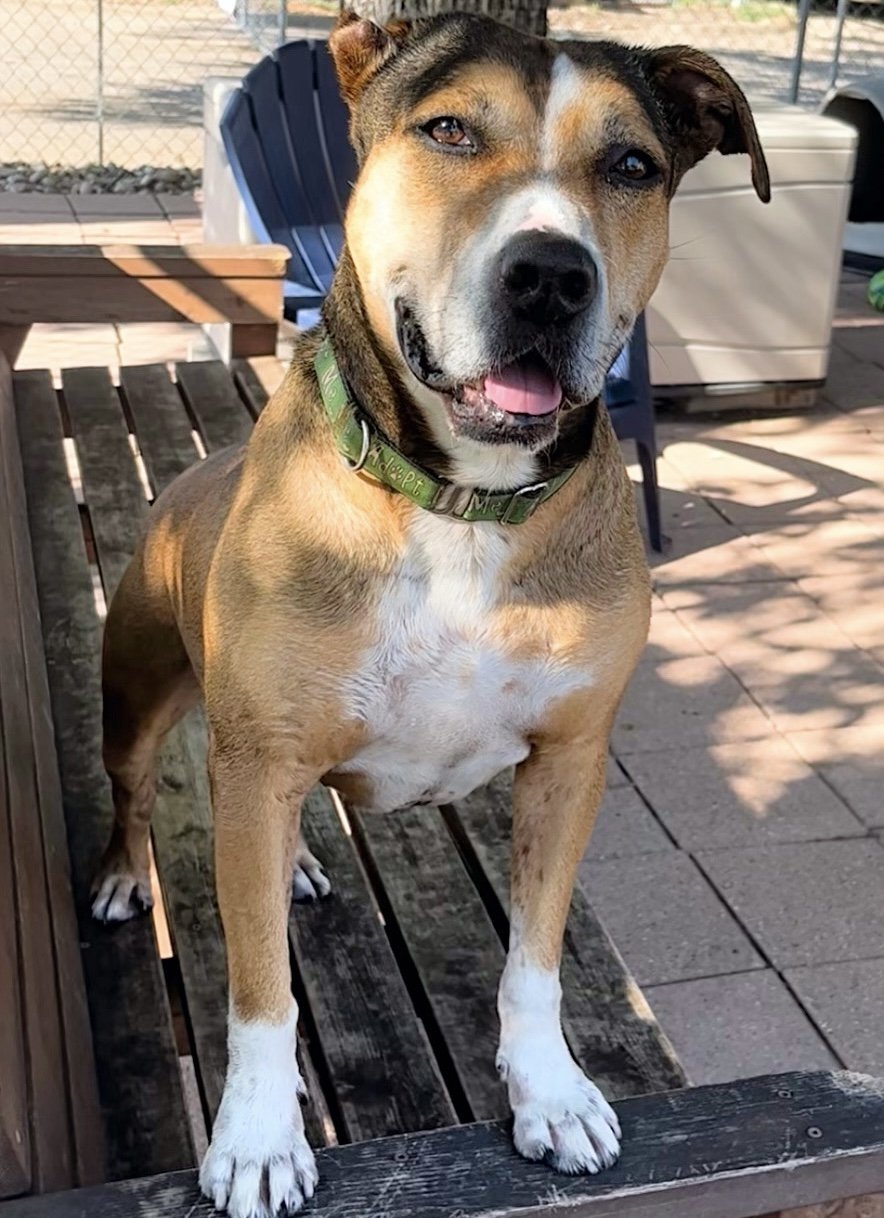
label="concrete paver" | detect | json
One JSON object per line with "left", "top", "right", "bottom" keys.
{"left": 744, "top": 517, "right": 884, "bottom": 580}
{"left": 798, "top": 572, "right": 884, "bottom": 666}
{"left": 645, "top": 971, "right": 839, "bottom": 1086}
{"left": 579, "top": 851, "right": 763, "bottom": 986}
{"left": 784, "top": 725, "right": 884, "bottom": 830}
{"left": 698, "top": 840, "right": 884, "bottom": 969}
{"left": 583, "top": 786, "right": 674, "bottom": 862}
{"left": 662, "top": 582, "right": 884, "bottom": 735}
{"left": 613, "top": 649, "right": 775, "bottom": 754}
{"left": 648, "top": 523, "right": 790, "bottom": 586}
{"left": 786, "top": 960, "right": 884, "bottom": 1079}
{"left": 625, "top": 737, "right": 863, "bottom": 849}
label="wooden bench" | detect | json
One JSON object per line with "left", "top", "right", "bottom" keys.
{"left": 1, "top": 246, "right": 884, "bottom": 1218}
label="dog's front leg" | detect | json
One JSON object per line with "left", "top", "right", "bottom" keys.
{"left": 497, "top": 733, "right": 621, "bottom": 1175}
{"left": 199, "top": 740, "right": 318, "bottom": 1218}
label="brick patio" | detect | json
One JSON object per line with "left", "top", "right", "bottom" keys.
{"left": 5, "top": 192, "right": 884, "bottom": 1100}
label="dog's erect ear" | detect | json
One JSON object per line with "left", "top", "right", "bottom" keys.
{"left": 329, "top": 11, "right": 412, "bottom": 105}
{"left": 646, "top": 46, "right": 770, "bottom": 202}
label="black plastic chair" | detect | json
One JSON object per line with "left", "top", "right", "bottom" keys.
{"left": 220, "top": 39, "right": 662, "bottom": 550}
{"left": 604, "top": 314, "right": 662, "bottom": 551}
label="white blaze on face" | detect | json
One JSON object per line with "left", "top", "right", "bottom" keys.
{"left": 541, "top": 53, "right": 586, "bottom": 173}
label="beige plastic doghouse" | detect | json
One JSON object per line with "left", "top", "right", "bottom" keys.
{"left": 647, "top": 104, "right": 858, "bottom": 409}
{"left": 821, "top": 77, "right": 884, "bottom": 267}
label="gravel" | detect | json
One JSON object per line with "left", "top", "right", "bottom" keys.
{"left": 0, "top": 161, "right": 200, "bottom": 194}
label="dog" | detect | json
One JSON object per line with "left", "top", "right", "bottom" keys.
{"left": 91, "top": 12, "right": 769, "bottom": 1217}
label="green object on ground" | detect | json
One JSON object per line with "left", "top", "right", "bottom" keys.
{"left": 869, "top": 269, "right": 884, "bottom": 312}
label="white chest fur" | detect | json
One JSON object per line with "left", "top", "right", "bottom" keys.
{"left": 336, "top": 514, "right": 591, "bottom": 813}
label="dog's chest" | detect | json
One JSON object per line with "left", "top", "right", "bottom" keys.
{"left": 335, "top": 517, "right": 589, "bottom": 813}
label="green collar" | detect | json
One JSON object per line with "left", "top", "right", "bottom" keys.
{"left": 314, "top": 338, "right": 577, "bottom": 524}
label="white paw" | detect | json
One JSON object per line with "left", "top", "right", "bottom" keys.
{"left": 199, "top": 1131, "right": 317, "bottom": 1218}
{"left": 292, "top": 843, "right": 331, "bottom": 903}
{"left": 91, "top": 873, "right": 153, "bottom": 923}
{"left": 498, "top": 1046, "right": 621, "bottom": 1175}
{"left": 201, "top": 1010, "right": 318, "bottom": 1217}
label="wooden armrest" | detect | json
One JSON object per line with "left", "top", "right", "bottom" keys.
{"left": 0, "top": 244, "right": 289, "bottom": 329}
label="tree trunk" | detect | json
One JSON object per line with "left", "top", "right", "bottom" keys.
{"left": 348, "top": 0, "right": 547, "bottom": 40}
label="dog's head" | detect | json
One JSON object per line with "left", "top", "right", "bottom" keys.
{"left": 329, "top": 12, "right": 769, "bottom": 471}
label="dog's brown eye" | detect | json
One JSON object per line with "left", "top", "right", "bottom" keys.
{"left": 610, "top": 149, "right": 659, "bottom": 184}
{"left": 425, "top": 117, "right": 473, "bottom": 148}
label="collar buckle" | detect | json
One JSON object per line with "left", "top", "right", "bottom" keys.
{"left": 501, "top": 480, "right": 549, "bottom": 523}
{"left": 430, "top": 483, "right": 477, "bottom": 519}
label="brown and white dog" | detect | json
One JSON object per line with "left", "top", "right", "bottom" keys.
{"left": 92, "top": 13, "right": 769, "bottom": 1217}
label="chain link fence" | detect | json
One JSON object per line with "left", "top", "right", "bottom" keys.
{"left": 1, "top": 0, "right": 882, "bottom": 178}
{"left": 550, "top": 0, "right": 883, "bottom": 106}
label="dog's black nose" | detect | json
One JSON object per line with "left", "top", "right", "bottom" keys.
{"left": 499, "top": 233, "right": 597, "bottom": 327}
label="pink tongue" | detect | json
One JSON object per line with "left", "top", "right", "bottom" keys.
{"left": 483, "top": 361, "right": 563, "bottom": 416}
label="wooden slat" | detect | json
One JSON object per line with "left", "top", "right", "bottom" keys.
{"left": 13, "top": 369, "right": 192, "bottom": 1181}
{"left": 61, "top": 367, "right": 235, "bottom": 1109}
{"left": 175, "top": 362, "right": 254, "bottom": 451}
{"left": 0, "top": 439, "right": 30, "bottom": 1192}
{"left": 0, "top": 277, "right": 282, "bottom": 327}
{"left": 120, "top": 365, "right": 201, "bottom": 495}
{"left": 0, "top": 362, "right": 104, "bottom": 1188}
{"left": 292, "top": 789, "right": 456, "bottom": 1142}
{"left": 231, "top": 356, "right": 286, "bottom": 415}
{"left": 0, "top": 366, "right": 72, "bottom": 1190}
{"left": 61, "top": 368, "right": 146, "bottom": 599}
{"left": 356, "top": 807, "right": 510, "bottom": 1122}
{"left": 0, "top": 244, "right": 289, "bottom": 279}
{"left": 0, "top": 325, "right": 29, "bottom": 368}
{"left": 5, "top": 1072, "right": 884, "bottom": 1218}
{"left": 453, "top": 774, "right": 685, "bottom": 1099}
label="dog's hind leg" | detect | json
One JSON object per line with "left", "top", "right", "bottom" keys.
{"left": 92, "top": 555, "right": 200, "bottom": 923}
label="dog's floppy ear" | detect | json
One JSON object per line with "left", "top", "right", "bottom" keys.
{"left": 646, "top": 46, "right": 770, "bottom": 202}
{"left": 329, "top": 10, "right": 412, "bottom": 106}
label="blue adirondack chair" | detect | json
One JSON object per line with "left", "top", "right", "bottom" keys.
{"left": 220, "top": 39, "right": 662, "bottom": 550}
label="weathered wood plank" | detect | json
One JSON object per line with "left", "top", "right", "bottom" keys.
{"left": 356, "top": 807, "right": 510, "bottom": 1122}
{"left": 120, "top": 365, "right": 200, "bottom": 496}
{"left": 62, "top": 367, "right": 233, "bottom": 1115}
{"left": 0, "top": 360, "right": 104, "bottom": 1188}
{"left": 175, "top": 362, "right": 254, "bottom": 451}
{"left": 291, "top": 789, "right": 456, "bottom": 1142}
{"left": 231, "top": 356, "right": 286, "bottom": 416}
{"left": 0, "top": 277, "right": 282, "bottom": 327}
{"left": 13, "top": 369, "right": 192, "bottom": 1180}
{"left": 453, "top": 774, "right": 685, "bottom": 1099}
{"left": 0, "top": 631, "right": 30, "bottom": 1198}
{"left": 61, "top": 368, "right": 146, "bottom": 600}
{"left": 227, "top": 323, "right": 279, "bottom": 359}
{"left": 0, "top": 244, "right": 289, "bottom": 279}
{"left": 0, "top": 363, "right": 73, "bottom": 1190}
{"left": 5, "top": 1072, "right": 884, "bottom": 1218}
{"left": 0, "top": 324, "right": 29, "bottom": 368}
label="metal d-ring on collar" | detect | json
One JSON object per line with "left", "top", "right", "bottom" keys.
{"left": 313, "top": 336, "right": 579, "bottom": 525}
{"left": 342, "top": 417, "right": 371, "bottom": 472}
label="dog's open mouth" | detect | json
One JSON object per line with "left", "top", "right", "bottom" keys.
{"left": 395, "top": 299, "right": 564, "bottom": 444}
{"left": 458, "top": 354, "right": 563, "bottom": 423}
